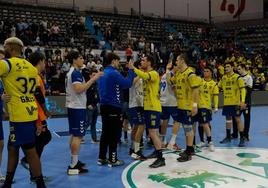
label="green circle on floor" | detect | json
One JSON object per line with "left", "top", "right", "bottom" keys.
{"left": 236, "top": 153, "right": 260, "bottom": 158}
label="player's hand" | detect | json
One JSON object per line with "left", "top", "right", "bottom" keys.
{"left": 36, "top": 126, "right": 42, "bottom": 136}
{"left": 214, "top": 108, "right": 218, "bottom": 113}
{"left": 191, "top": 106, "right": 198, "bottom": 116}
{"left": 88, "top": 105, "right": 93, "bottom": 110}
{"left": 1, "top": 94, "right": 11, "bottom": 102}
{"left": 128, "top": 60, "right": 134, "bottom": 69}
{"left": 240, "top": 102, "right": 246, "bottom": 110}
{"left": 92, "top": 71, "right": 104, "bottom": 81}
{"left": 166, "top": 62, "right": 173, "bottom": 71}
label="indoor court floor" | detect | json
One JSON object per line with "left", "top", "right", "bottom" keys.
{"left": 1, "top": 106, "right": 268, "bottom": 188}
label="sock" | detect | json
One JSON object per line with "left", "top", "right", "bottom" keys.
{"left": 198, "top": 126, "right": 204, "bottom": 142}
{"left": 70, "top": 155, "right": 78, "bottom": 168}
{"left": 239, "top": 131, "right": 244, "bottom": 139}
{"left": 35, "top": 175, "right": 46, "bottom": 188}
{"left": 160, "top": 135, "right": 166, "bottom": 144}
{"left": 193, "top": 136, "right": 196, "bottom": 146}
{"left": 156, "top": 150, "right": 163, "bottom": 159}
{"left": 3, "top": 171, "right": 15, "bottom": 187}
{"left": 134, "top": 141, "right": 140, "bottom": 153}
{"left": 169, "top": 134, "right": 177, "bottom": 145}
{"left": 186, "top": 146, "right": 194, "bottom": 155}
{"left": 226, "top": 129, "right": 231, "bottom": 138}
{"left": 207, "top": 136, "right": 212, "bottom": 143}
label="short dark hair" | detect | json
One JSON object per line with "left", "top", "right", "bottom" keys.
{"left": 145, "top": 55, "right": 155, "bottom": 68}
{"left": 28, "top": 52, "right": 45, "bottom": 66}
{"left": 178, "top": 53, "right": 189, "bottom": 64}
{"left": 237, "top": 63, "right": 246, "bottom": 69}
{"left": 106, "top": 52, "right": 120, "bottom": 65}
{"left": 134, "top": 60, "right": 141, "bottom": 68}
{"left": 204, "top": 66, "right": 213, "bottom": 73}
{"left": 66, "top": 50, "right": 81, "bottom": 64}
{"left": 224, "top": 61, "right": 234, "bottom": 67}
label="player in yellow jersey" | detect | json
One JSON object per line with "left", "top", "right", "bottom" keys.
{"left": 218, "top": 62, "right": 246, "bottom": 147}
{"left": 196, "top": 67, "right": 219, "bottom": 152}
{"left": 0, "top": 37, "right": 46, "bottom": 188}
{"left": 169, "top": 53, "right": 200, "bottom": 162}
{"left": 129, "top": 55, "right": 165, "bottom": 168}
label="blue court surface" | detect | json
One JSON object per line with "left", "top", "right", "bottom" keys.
{"left": 1, "top": 106, "right": 268, "bottom": 188}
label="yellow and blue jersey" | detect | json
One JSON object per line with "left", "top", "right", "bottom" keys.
{"left": 198, "top": 79, "right": 219, "bottom": 110}
{"left": 218, "top": 73, "right": 245, "bottom": 106}
{"left": 133, "top": 68, "right": 162, "bottom": 112}
{"left": 171, "top": 67, "right": 201, "bottom": 111}
{"left": 0, "top": 57, "right": 38, "bottom": 122}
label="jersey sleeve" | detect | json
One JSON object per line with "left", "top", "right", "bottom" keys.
{"left": 134, "top": 68, "right": 158, "bottom": 82}
{"left": 71, "top": 70, "right": 83, "bottom": 84}
{"left": 213, "top": 83, "right": 219, "bottom": 95}
{"left": 188, "top": 73, "right": 201, "bottom": 88}
{"left": 238, "top": 77, "right": 245, "bottom": 89}
{"left": 0, "top": 59, "right": 11, "bottom": 76}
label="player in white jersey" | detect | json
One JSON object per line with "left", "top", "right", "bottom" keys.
{"left": 128, "top": 61, "right": 146, "bottom": 160}
{"left": 65, "top": 51, "right": 102, "bottom": 175}
{"left": 160, "top": 62, "right": 181, "bottom": 151}
{"left": 232, "top": 64, "right": 253, "bottom": 141}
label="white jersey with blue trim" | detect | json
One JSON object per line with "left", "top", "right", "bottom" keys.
{"left": 160, "top": 73, "right": 177, "bottom": 107}
{"left": 129, "top": 78, "right": 143, "bottom": 108}
{"left": 65, "top": 66, "right": 87, "bottom": 109}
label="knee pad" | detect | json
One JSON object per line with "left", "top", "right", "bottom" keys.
{"left": 21, "top": 143, "right": 35, "bottom": 150}
{"left": 182, "top": 124, "right": 193, "bottom": 136}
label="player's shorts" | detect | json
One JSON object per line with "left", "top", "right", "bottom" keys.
{"left": 128, "top": 107, "right": 145, "bottom": 125}
{"left": 160, "top": 106, "right": 179, "bottom": 122}
{"left": 197, "top": 108, "right": 212, "bottom": 124}
{"left": 67, "top": 108, "right": 86, "bottom": 137}
{"left": 222, "top": 105, "right": 241, "bottom": 117}
{"left": 177, "top": 109, "right": 194, "bottom": 125}
{"left": 144, "top": 110, "right": 160, "bottom": 129}
{"left": 9, "top": 121, "right": 36, "bottom": 148}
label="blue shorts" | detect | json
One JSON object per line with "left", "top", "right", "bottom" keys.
{"left": 68, "top": 108, "right": 86, "bottom": 137}
{"left": 160, "top": 106, "right": 179, "bottom": 121}
{"left": 128, "top": 107, "right": 145, "bottom": 125}
{"left": 197, "top": 108, "right": 212, "bottom": 124}
{"left": 9, "top": 121, "right": 36, "bottom": 148}
{"left": 177, "top": 109, "right": 194, "bottom": 125}
{"left": 144, "top": 110, "right": 160, "bottom": 129}
{"left": 0, "top": 120, "right": 3, "bottom": 141}
{"left": 222, "top": 105, "right": 241, "bottom": 117}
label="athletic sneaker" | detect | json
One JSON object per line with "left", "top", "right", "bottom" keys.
{"left": 131, "top": 150, "right": 147, "bottom": 160}
{"left": 77, "top": 160, "right": 86, "bottom": 168}
{"left": 146, "top": 150, "right": 158, "bottom": 159}
{"left": 208, "top": 142, "right": 215, "bottom": 152}
{"left": 219, "top": 137, "right": 231, "bottom": 144}
{"left": 244, "top": 135, "right": 250, "bottom": 141}
{"left": 108, "top": 160, "right": 124, "bottom": 168}
{"left": 30, "top": 176, "right": 51, "bottom": 183}
{"left": 179, "top": 149, "right": 195, "bottom": 156}
{"left": 167, "top": 143, "right": 181, "bottom": 151}
{"left": 0, "top": 175, "right": 5, "bottom": 183}
{"left": 128, "top": 148, "right": 134, "bottom": 156}
{"left": 196, "top": 142, "right": 206, "bottom": 148}
{"left": 91, "top": 139, "right": 100, "bottom": 144}
{"left": 20, "top": 158, "right": 29, "bottom": 170}
{"left": 177, "top": 152, "right": 192, "bottom": 162}
{"left": 97, "top": 159, "right": 108, "bottom": 166}
{"left": 67, "top": 164, "right": 88, "bottom": 175}
{"left": 238, "top": 137, "right": 245, "bottom": 147}
{"left": 149, "top": 158, "right": 165, "bottom": 168}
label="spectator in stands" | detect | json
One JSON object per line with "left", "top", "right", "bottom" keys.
{"left": 99, "top": 38, "right": 106, "bottom": 49}
{"left": 50, "top": 23, "right": 60, "bottom": 41}
{"left": 95, "top": 59, "right": 103, "bottom": 71}
{"left": 24, "top": 46, "right": 33, "bottom": 60}
{"left": 93, "top": 19, "right": 99, "bottom": 35}
{"left": 125, "top": 45, "right": 133, "bottom": 62}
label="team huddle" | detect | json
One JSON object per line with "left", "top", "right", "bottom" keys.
{"left": 0, "top": 36, "right": 253, "bottom": 187}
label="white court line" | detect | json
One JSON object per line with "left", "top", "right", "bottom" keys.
{"left": 52, "top": 131, "right": 61, "bottom": 138}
